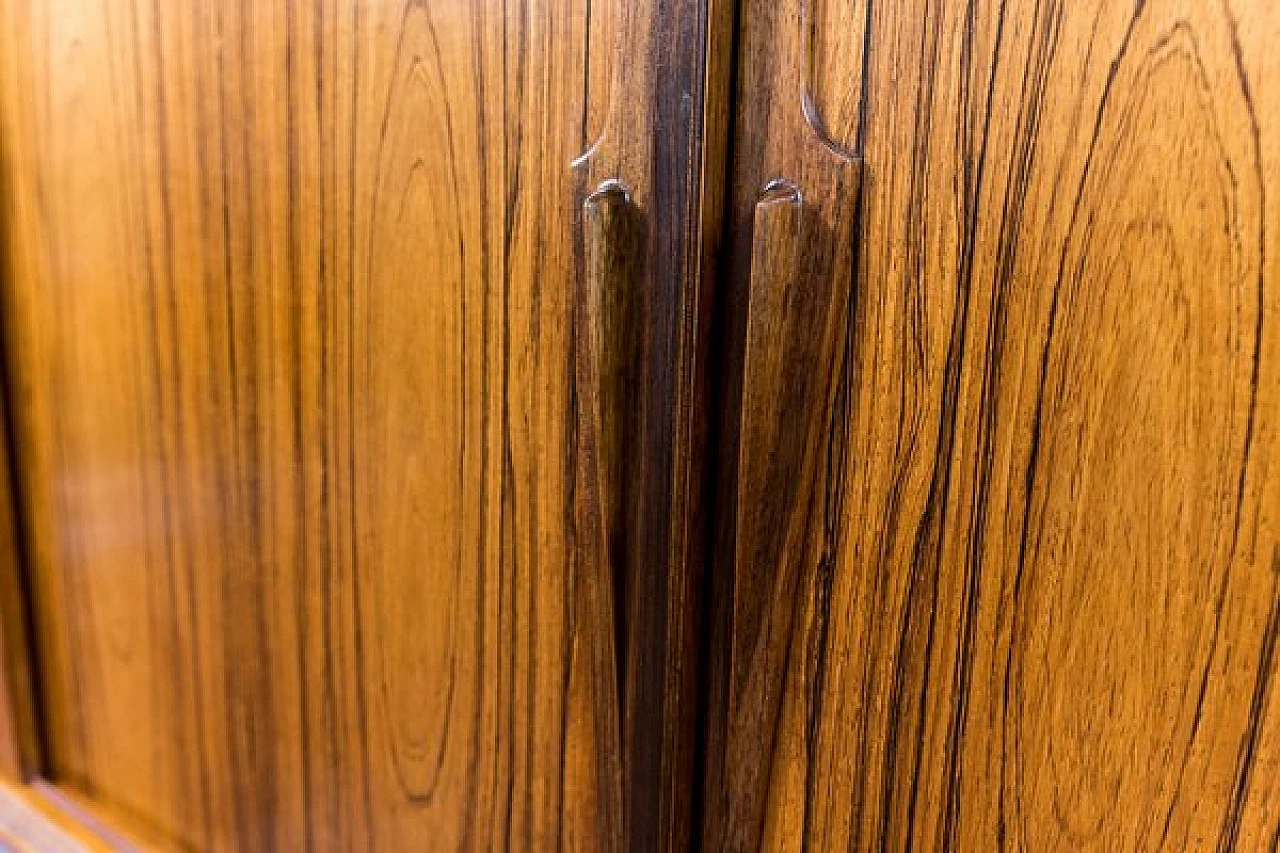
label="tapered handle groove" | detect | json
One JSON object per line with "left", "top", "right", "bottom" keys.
{"left": 580, "top": 179, "right": 642, "bottom": 551}
{"left": 734, "top": 180, "right": 846, "bottom": 590}
{"left": 566, "top": 179, "right": 642, "bottom": 853}
{"left": 721, "top": 175, "right": 860, "bottom": 848}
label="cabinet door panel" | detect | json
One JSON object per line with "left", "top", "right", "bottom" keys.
{"left": 704, "top": 1, "right": 1280, "bottom": 850}
{"left": 0, "top": 1, "right": 719, "bottom": 850}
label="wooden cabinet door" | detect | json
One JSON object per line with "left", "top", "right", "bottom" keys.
{"left": 704, "top": 0, "right": 1280, "bottom": 850}
{"left": 0, "top": 1, "right": 721, "bottom": 850}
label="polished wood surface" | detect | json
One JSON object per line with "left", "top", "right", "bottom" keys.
{"left": 4, "top": 0, "right": 1277, "bottom": 848}
{"left": 0, "top": 0, "right": 720, "bottom": 850}
{"left": 704, "top": 0, "right": 1280, "bottom": 850}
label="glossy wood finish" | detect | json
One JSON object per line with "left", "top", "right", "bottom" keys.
{"left": 0, "top": 0, "right": 723, "bottom": 850}
{"left": 704, "top": 0, "right": 1280, "bottom": 850}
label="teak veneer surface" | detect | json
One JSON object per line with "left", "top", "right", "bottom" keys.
{"left": 0, "top": 0, "right": 1278, "bottom": 850}
{"left": 703, "top": 0, "right": 1280, "bottom": 850}
{"left": 0, "top": 0, "right": 723, "bottom": 850}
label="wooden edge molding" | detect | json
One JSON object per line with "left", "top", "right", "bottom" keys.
{"left": 0, "top": 781, "right": 93, "bottom": 852}
{"left": 0, "top": 781, "right": 163, "bottom": 852}
{"left": 27, "top": 782, "right": 169, "bottom": 851}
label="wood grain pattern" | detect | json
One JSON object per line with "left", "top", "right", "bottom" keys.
{"left": 0, "top": 0, "right": 722, "bottom": 850}
{"left": 703, "top": 0, "right": 1280, "bottom": 850}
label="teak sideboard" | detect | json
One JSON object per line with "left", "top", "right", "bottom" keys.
{"left": 0, "top": 0, "right": 1276, "bottom": 850}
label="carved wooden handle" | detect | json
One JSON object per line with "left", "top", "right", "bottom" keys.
{"left": 566, "top": 179, "right": 641, "bottom": 852}
{"left": 733, "top": 178, "right": 848, "bottom": 706}
{"left": 722, "top": 174, "right": 861, "bottom": 847}
{"left": 579, "top": 179, "right": 640, "bottom": 573}
{"left": 736, "top": 180, "right": 815, "bottom": 585}
{"left": 579, "top": 180, "right": 642, "bottom": 682}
